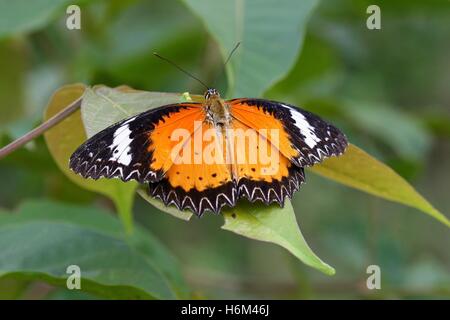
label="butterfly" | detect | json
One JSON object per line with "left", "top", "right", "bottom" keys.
{"left": 69, "top": 88, "right": 348, "bottom": 216}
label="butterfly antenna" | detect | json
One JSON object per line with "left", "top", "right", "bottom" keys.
{"left": 153, "top": 52, "right": 209, "bottom": 90}
{"left": 213, "top": 42, "right": 241, "bottom": 88}
{"left": 223, "top": 42, "right": 241, "bottom": 67}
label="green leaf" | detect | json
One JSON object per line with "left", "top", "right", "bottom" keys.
{"left": 0, "top": 42, "right": 25, "bottom": 127}
{"left": 311, "top": 144, "right": 450, "bottom": 228}
{"left": 222, "top": 201, "right": 335, "bottom": 275}
{"left": 0, "top": 0, "right": 75, "bottom": 39}
{"left": 0, "top": 277, "right": 29, "bottom": 299}
{"left": 183, "top": 0, "right": 318, "bottom": 97}
{"left": 81, "top": 86, "right": 195, "bottom": 138}
{"left": 79, "top": 86, "right": 333, "bottom": 274}
{"left": 43, "top": 84, "right": 137, "bottom": 233}
{"left": 0, "top": 200, "right": 189, "bottom": 299}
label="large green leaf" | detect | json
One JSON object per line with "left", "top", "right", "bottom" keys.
{"left": 183, "top": 0, "right": 318, "bottom": 97}
{"left": 43, "top": 84, "right": 137, "bottom": 233}
{"left": 81, "top": 86, "right": 199, "bottom": 138}
{"left": 0, "top": 42, "right": 25, "bottom": 127}
{"left": 311, "top": 144, "right": 450, "bottom": 228}
{"left": 79, "top": 86, "right": 332, "bottom": 274}
{"left": 0, "top": 0, "right": 76, "bottom": 39}
{"left": 0, "top": 200, "right": 189, "bottom": 299}
{"left": 222, "top": 201, "right": 335, "bottom": 275}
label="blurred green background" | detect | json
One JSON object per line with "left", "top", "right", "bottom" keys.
{"left": 0, "top": 0, "right": 449, "bottom": 299}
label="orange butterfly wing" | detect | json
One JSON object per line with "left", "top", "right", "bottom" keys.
{"left": 149, "top": 120, "right": 237, "bottom": 214}
{"left": 149, "top": 102, "right": 308, "bottom": 214}
{"left": 227, "top": 118, "right": 304, "bottom": 205}
{"left": 229, "top": 99, "right": 347, "bottom": 167}
{"left": 70, "top": 103, "right": 203, "bottom": 182}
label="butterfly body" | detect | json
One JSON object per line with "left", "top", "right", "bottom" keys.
{"left": 203, "top": 88, "right": 231, "bottom": 126}
{"left": 70, "top": 89, "right": 348, "bottom": 216}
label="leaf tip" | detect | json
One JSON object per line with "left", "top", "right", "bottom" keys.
{"left": 322, "top": 265, "right": 336, "bottom": 276}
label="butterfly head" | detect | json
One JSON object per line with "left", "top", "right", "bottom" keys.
{"left": 203, "top": 88, "right": 229, "bottom": 125}
{"left": 204, "top": 88, "right": 220, "bottom": 101}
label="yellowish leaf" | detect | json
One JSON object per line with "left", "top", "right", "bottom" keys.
{"left": 310, "top": 144, "right": 449, "bottom": 228}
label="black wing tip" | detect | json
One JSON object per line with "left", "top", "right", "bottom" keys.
{"left": 291, "top": 125, "right": 349, "bottom": 168}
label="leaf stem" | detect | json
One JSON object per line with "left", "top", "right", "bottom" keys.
{"left": 0, "top": 96, "right": 82, "bottom": 159}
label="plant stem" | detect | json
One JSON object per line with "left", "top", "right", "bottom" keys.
{"left": 0, "top": 96, "right": 82, "bottom": 159}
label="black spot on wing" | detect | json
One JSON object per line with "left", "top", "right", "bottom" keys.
{"left": 69, "top": 103, "right": 199, "bottom": 183}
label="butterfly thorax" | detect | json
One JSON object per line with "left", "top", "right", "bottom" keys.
{"left": 204, "top": 88, "right": 231, "bottom": 126}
